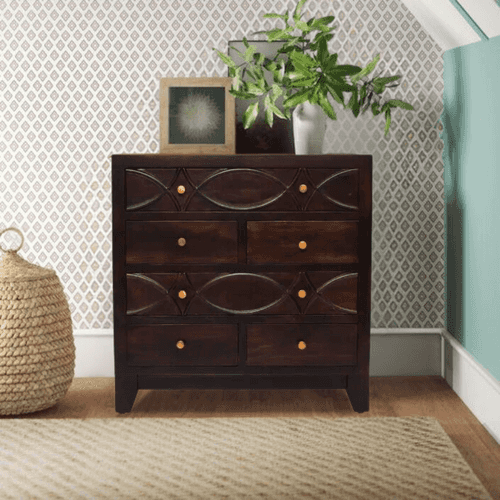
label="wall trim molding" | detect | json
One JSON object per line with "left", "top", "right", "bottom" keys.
{"left": 72, "top": 328, "right": 499, "bottom": 443}
{"left": 441, "top": 329, "right": 500, "bottom": 444}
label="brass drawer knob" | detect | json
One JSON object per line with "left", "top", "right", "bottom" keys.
{"left": 178, "top": 237, "right": 186, "bottom": 247}
{"left": 299, "top": 184, "right": 307, "bottom": 193}
{"left": 178, "top": 290, "right": 187, "bottom": 299}
{"left": 298, "top": 289, "right": 307, "bottom": 299}
{"left": 299, "top": 240, "right": 307, "bottom": 250}
{"left": 177, "top": 185, "right": 186, "bottom": 194}
{"left": 298, "top": 340, "right": 307, "bottom": 350}
{"left": 176, "top": 340, "right": 185, "bottom": 350}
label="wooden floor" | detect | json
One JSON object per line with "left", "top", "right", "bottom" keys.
{"left": 4, "top": 375, "right": 499, "bottom": 499}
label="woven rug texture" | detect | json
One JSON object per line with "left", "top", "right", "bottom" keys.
{"left": 0, "top": 416, "right": 492, "bottom": 500}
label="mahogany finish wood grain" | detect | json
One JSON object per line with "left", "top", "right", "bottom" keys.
{"left": 112, "top": 154, "right": 372, "bottom": 414}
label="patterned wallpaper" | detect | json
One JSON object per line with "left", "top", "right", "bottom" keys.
{"left": 0, "top": 0, "right": 445, "bottom": 329}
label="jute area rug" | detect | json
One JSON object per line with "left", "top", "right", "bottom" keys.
{"left": 0, "top": 416, "right": 492, "bottom": 500}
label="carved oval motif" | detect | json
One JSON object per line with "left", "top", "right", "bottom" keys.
{"left": 316, "top": 273, "right": 358, "bottom": 313}
{"left": 126, "top": 170, "right": 166, "bottom": 211}
{"left": 197, "top": 169, "right": 288, "bottom": 210}
{"left": 126, "top": 274, "right": 168, "bottom": 315}
{"left": 197, "top": 273, "right": 286, "bottom": 314}
{"left": 317, "top": 169, "right": 359, "bottom": 210}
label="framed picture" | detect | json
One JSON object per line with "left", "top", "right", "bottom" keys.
{"left": 228, "top": 40, "right": 294, "bottom": 154}
{"left": 159, "top": 77, "right": 235, "bottom": 154}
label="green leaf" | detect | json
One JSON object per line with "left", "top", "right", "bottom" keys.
{"left": 266, "top": 28, "right": 288, "bottom": 42}
{"left": 264, "top": 60, "right": 277, "bottom": 72}
{"left": 384, "top": 109, "right": 391, "bottom": 136}
{"left": 269, "top": 102, "right": 286, "bottom": 119}
{"left": 350, "top": 53, "right": 380, "bottom": 84}
{"left": 232, "top": 67, "right": 242, "bottom": 90}
{"left": 371, "top": 102, "right": 381, "bottom": 116}
{"left": 244, "top": 44, "right": 256, "bottom": 63}
{"left": 230, "top": 89, "right": 258, "bottom": 100}
{"left": 385, "top": 99, "right": 414, "bottom": 111}
{"left": 214, "top": 49, "right": 236, "bottom": 68}
{"left": 295, "top": 20, "right": 310, "bottom": 32}
{"left": 347, "top": 87, "right": 360, "bottom": 117}
{"left": 318, "top": 91, "right": 337, "bottom": 120}
{"left": 325, "top": 82, "right": 344, "bottom": 105}
{"left": 310, "top": 18, "right": 335, "bottom": 33}
{"left": 243, "top": 102, "right": 259, "bottom": 129}
{"left": 245, "top": 81, "right": 265, "bottom": 96}
{"left": 325, "top": 53, "right": 338, "bottom": 71}
{"left": 325, "top": 76, "right": 356, "bottom": 92}
{"left": 271, "top": 84, "right": 283, "bottom": 99}
{"left": 331, "top": 65, "right": 363, "bottom": 77}
{"left": 317, "top": 37, "right": 328, "bottom": 66}
{"left": 265, "top": 106, "right": 274, "bottom": 128}
{"left": 283, "top": 88, "right": 311, "bottom": 109}
{"left": 293, "top": 0, "right": 308, "bottom": 21}
{"left": 263, "top": 13, "right": 286, "bottom": 20}
{"left": 374, "top": 75, "right": 401, "bottom": 85}
{"left": 359, "top": 84, "right": 367, "bottom": 106}
{"left": 317, "top": 15, "right": 335, "bottom": 25}
{"left": 373, "top": 75, "right": 401, "bottom": 94}
{"left": 290, "top": 50, "right": 316, "bottom": 68}
{"left": 289, "top": 77, "right": 317, "bottom": 88}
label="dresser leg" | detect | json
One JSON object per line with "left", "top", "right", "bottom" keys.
{"left": 346, "top": 374, "right": 369, "bottom": 413}
{"left": 115, "top": 375, "right": 138, "bottom": 413}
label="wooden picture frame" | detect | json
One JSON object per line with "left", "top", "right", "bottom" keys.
{"left": 159, "top": 77, "right": 235, "bottom": 154}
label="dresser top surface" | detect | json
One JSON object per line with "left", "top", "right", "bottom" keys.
{"left": 111, "top": 154, "right": 372, "bottom": 170}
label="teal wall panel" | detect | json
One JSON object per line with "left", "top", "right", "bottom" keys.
{"left": 443, "top": 35, "right": 500, "bottom": 381}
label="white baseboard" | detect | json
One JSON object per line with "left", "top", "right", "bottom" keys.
{"left": 72, "top": 328, "right": 500, "bottom": 443}
{"left": 441, "top": 329, "right": 500, "bottom": 444}
{"left": 74, "top": 330, "right": 114, "bottom": 378}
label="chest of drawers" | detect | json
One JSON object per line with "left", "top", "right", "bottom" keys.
{"left": 112, "top": 154, "right": 372, "bottom": 413}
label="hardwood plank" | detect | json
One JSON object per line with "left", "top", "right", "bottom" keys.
{"left": 3, "top": 376, "right": 498, "bottom": 499}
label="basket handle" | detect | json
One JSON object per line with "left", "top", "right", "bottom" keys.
{"left": 0, "top": 227, "right": 24, "bottom": 253}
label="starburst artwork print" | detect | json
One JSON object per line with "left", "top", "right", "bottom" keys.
{"left": 170, "top": 87, "right": 225, "bottom": 144}
{"left": 159, "top": 77, "right": 235, "bottom": 154}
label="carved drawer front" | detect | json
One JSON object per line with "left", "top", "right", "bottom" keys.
{"left": 126, "top": 221, "right": 238, "bottom": 264}
{"left": 127, "top": 324, "right": 238, "bottom": 366}
{"left": 125, "top": 168, "right": 359, "bottom": 212}
{"left": 126, "top": 271, "right": 358, "bottom": 316}
{"left": 247, "top": 221, "right": 358, "bottom": 264}
{"left": 246, "top": 324, "right": 357, "bottom": 366}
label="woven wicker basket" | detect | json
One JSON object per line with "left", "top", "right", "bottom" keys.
{"left": 0, "top": 227, "right": 75, "bottom": 415}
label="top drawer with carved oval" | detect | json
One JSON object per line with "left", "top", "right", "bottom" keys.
{"left": 125, "top": 168, "right": 359, "bottom": 212}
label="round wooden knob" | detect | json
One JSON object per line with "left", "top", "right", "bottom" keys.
{"left": 299, "top": 240, "right": 307, "bottom": 250}
{"left": 176, "top": 340, "right": 185, "bottom": 350}
{"left": 299, "top": 184, "right": 307, "bottom": 193}
{"left": 177, "top": 185, "right": 186, "bottom": 194}
{"left": 298, "top": 289, "right": 307, "bottom": 299}
{"left": 178, "top": 290, "right": 187, "bottom": 299}
{"left": 298, "top": 341, "right": 306, "bottom": 350}
{"left": 178, "top": 237, "right": 186, "bottom": 247}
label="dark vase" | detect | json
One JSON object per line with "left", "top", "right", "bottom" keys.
{"left": 229, "top": 40, "right": 295, "bottom": 154}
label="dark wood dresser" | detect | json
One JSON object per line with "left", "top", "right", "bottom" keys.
{"left": 112, "top": 154, "right": 372, "bottom": 413}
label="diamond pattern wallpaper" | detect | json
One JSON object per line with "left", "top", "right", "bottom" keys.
{"left": 0, "top": 0, "right": 445, "bottom": 329}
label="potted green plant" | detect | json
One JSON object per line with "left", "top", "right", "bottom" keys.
{"left": 214, "top": 0, "right": 414, "bottom": 153}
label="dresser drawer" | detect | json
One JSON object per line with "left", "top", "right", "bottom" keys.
{"left": 127, "top": 271, "right": 358, "bottom": 316}
{"left": 127, "top": 324, "right": 238, "bottom": 366}
{"left": 247, "top": 221, "right": 358, "bottom": 264}
{"left": 246, "top": 324, "right": 357, "bottom": 366}
{"left": 126, "top": 221, "right": 238, "bottom": 264}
